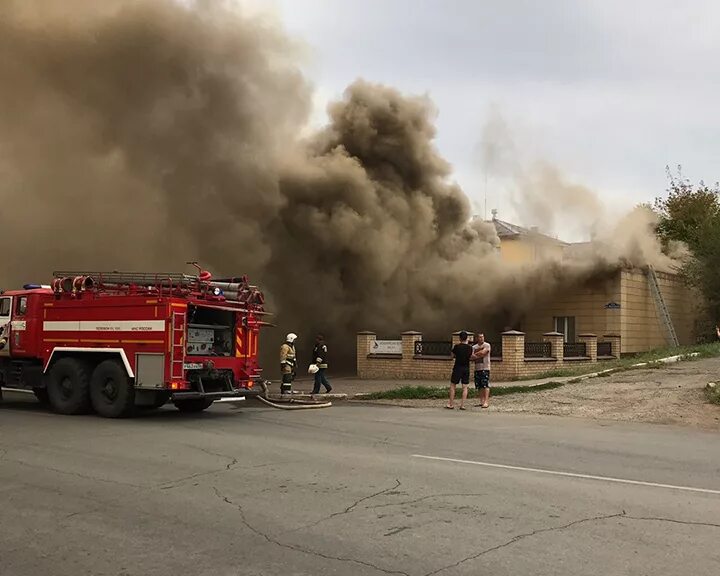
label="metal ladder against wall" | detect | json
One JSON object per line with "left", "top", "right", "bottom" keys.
{"left": 647, "top": 265, "right": 679, "bottom": 347}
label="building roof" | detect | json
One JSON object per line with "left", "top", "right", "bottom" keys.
{"left": 488, "top": 217, "right": 569, "bottom": 245}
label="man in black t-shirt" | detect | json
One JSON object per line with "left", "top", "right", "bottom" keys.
{"left": 447, "top": 331, "right": 473, "bottom": 410}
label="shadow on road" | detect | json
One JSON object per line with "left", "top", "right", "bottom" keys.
{"left": 0, "top": 391, "right": 257, "bottom": 421}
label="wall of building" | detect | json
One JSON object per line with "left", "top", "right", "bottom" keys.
{"left": 499, "top": 237, "right": 565, "bottom": 264}
{"left": 523, "top": 273, "right": 621, "bottom": 342}
{"left": 521, "top": 268, "right": 699, "bottom": 354}
{"left": 492, "top": 226, "right": 701, "bottom": 354}
{"left": 620, "top": 270, "right": 698, "bottom": 353}
{"left": 499, "top": 238, "right": 533, "bottom": 264}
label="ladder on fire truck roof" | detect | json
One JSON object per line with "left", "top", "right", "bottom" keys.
{"left": 647, "top": 265, "right": 679, "bottom": 348}
{"left": 53, "top": 271, "right": 198, "bottom": 287}
{"left": 51, "top": 270, "right": 267, "bottom": 312}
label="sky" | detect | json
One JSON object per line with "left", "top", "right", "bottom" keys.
{"left": 250, "top": 0, "right": 720, "bottom": 235}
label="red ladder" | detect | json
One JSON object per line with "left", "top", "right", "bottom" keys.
{"left": 170, "top": 310, "right": 186, "bottom": 380}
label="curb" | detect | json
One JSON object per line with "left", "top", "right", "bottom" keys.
{"left": 265, "top": 393, "right": 348, "bottom": 401}
{"left": 566, "top": 352, "right": 701, "bottom": 384}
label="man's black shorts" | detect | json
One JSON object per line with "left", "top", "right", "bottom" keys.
{"left": 474, "top": 369, "right": 490, "bottom": 389}
{"left": 451, "top": 365, "right": 470, "bottom": 385}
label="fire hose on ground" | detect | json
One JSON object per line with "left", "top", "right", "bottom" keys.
{"left": 255, "top": 395, "right": 333, "bottom": 410}
{"left": 241, "top": 380, "right": 333, "bottom": 410}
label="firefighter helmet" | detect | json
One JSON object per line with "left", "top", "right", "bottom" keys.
{"left": 286, "top": 333, "right": 297, "bottom": 343}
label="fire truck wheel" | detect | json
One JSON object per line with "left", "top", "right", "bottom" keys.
{"left": 46, "top": 358, "right": 91, "bottom": 415}
{"left": 173, "top": 398, "right": 214, "bottom": 413}
{"left": 90, "top": 360, "right": 135, "bottom": 418}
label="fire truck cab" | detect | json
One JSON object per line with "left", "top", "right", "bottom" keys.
{"left": 0, "top": 270, "right": 269, "bottom": 418}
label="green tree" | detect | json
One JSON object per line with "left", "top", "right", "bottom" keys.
{"left": 655, "top": 166, "right": 720, "bottom": 247}
{"left": 655, "top": 166, "right": 720, "bottom": 338}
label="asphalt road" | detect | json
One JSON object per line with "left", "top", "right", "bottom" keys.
{"left": 1, "top": 391, "right": 720, "bottom": 576}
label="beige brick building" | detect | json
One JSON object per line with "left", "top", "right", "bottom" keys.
{"left": 356, "top": 217, "right": 700, "bottom": 381}
{"left": 521, "top": 268, "right": 697, "bottom": 354}
{"left": 486, "top": 216, "right": 699, "bottom": 354}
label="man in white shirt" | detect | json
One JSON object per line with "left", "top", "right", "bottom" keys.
{"left": 471, "top": 332, "right": 492, "bottom": 408}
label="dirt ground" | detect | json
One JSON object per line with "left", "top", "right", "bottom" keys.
{"left": 356, "top": 357, "right": 720, "bottom": 430}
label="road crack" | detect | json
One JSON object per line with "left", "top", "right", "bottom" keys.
{"left": 213, "top": 487, "right": 410, "bottom": 576}
{"left": 6, "top": 458, "right": 142, "bottom": 488}
{"left": 288, "top": 479, "right": 403, "bottom": 533}
{"left": 423, "top": 511, "right": 720, "bottom": 576}
{"left": 623, "top": 515, "right": 720, "bottom": 529}
{"left": 63, "top": 508, "right": 102, "bottom": 521}
{"left": 158, "top": 446, "right": 240, "bottom": 489}
{"left": 340, "top": 479, "right": 403, "bottom": 516}
{"left": 189, "top": 446, "right": 240, "bottom": 471}
{"left": 423, "top": 512, "right": 625, "bottom": 576}
{"left": 367, "top": 492, "right": 486, "bottom": 511}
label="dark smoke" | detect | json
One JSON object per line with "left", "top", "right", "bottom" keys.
{"left": 0, "top": 1, "right": 677, "bottom": 372}
{"left": 0, "top": 0, "right": 308, "bottom": 279}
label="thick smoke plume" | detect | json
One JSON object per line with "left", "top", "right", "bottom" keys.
{"left": 0, "top": 1, "right": 682, "bottom": 370}
{"left": 477, "top": 107, "right": 684, "bottom": 269}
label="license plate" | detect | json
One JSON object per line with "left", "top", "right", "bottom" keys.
{"left": 183, "top": 363, "right": 203, "bottom": 370}
{"left": 216, "top": 397, "right": 246, "bottom": 403}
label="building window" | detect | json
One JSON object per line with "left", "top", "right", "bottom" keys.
{"left": 553, "top": 316, "right": 576, "bottom": 343}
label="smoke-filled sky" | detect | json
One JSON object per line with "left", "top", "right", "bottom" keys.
{"left": 0, "top": 0, "right": 686, "bottom": 369}
{"left": 267, "top": 0, "right": 720, "bottom": 235}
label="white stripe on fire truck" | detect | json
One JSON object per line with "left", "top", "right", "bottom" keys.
{"left": 42, "top": 320, "right": 166, "bottom": 332}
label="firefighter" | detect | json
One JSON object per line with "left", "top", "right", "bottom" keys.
{"left": 311, "top": 334, "right": 332, "bottom": 394}
{"left": 279, "top": 333, "right": 298, "bottom": 394}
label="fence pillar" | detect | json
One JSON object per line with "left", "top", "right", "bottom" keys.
{"left": 578, "top": 333, "right": 598, "bottom": 362}
{"left": 543, "top": 331, "right": 565, "bottom": 361}
{"left": 603, "top": 334, "right": 621, "bottom": 358}
{"left": 401, "top": 331, "right": 423, "bottom": 378}
{"left": 356, "top": 331, "right": 376, "bottom": 377}
{"left": 501, "top": 330, "right": 525, "bottom": 379}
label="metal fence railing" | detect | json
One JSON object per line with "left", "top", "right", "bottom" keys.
{"left": 524, "top": 341, "right": 552, "bottom": 358}
{"left": 414, "top": 340, "right": 452, "bottom": 356}
{"left": 597, "top": 341, "right": 613, "bottom": 357}
{"left": 563, "top": 342, "right": 587, "bottom": 358}
{"left": 413, "top": 339, "right": 503, "bottom": 358}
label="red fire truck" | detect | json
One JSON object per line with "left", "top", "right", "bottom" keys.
{"left": 0, "top": 268, "right": 269, "bottom": 417}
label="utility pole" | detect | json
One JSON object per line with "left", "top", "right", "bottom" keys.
{"left": 484, "top": 172, "right": 488, "bottom": 220}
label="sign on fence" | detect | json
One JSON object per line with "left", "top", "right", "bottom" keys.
{"left": 370, "top": 340, "right": 402, "bottom": 354}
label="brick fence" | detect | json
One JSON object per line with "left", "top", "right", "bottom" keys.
{"left": 357, "top": 330, "right": 620, "bottom": 381}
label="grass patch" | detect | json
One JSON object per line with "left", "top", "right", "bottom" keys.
{"left": 362, "top": 381, "right": 565, "bottom": 401}
{"left": 515, "top": 342, "right": 720, "bottom": 381}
